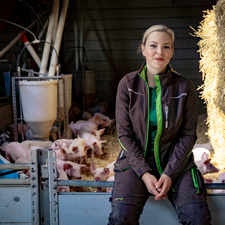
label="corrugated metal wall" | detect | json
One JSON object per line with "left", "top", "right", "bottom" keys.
{"left": 63, "top": 0, "right": 215, "bottom": 115}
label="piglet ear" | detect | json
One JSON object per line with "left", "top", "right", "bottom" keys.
{"left": 84, "top": 145, "right": 90, "bottom": 152}
{"left": 203, "top": 158, "right": 211, "bottom": 164}
{"left": 104, "top": 168, "right": 110, "bottom": 175}
{"left": 72, "top": 146, "right": 79, "bottom": 153}
{"left": 55, "top": 140, "right": 60, "bottom": 147}
{"left": 90, "top": 164, "right": 96, "bottom": 173}
{"left": 99, "top": 129, "right": 105, "bottom": 135}
{"left": 201, "top": 152, "right": 209, "bottom": 160}
{"left": 60, "top": 148, "right": 67, "bottom": 155}
{"left": 80, "top": 164, "right": 88, "bottom": 171}
{"left": 63, "top": 163, "right": 72, "bottom": 170}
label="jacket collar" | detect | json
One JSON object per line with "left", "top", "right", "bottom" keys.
{"left": 138, "top": 62, "right": 173, "bottom": 87}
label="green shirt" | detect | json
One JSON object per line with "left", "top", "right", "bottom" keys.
{"left": 149, "top": 86, "right": 157, "bottom": 151}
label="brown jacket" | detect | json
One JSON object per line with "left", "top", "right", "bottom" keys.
{"left": 114, "top": 63, "right": 198, "bottom": 181}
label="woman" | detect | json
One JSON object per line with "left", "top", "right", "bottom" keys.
{"left": 108, "top": 25, "right": 211, "bottom": 225}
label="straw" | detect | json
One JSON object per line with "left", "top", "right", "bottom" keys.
{"left": 194, "top": 0, "right": 225, "bottom": 169}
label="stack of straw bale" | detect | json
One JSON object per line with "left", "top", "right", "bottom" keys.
{"left": 194, "top": 0, "right": 225, "bottom": 169}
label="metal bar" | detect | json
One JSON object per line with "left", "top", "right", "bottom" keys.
{"left": 63, "top": 75, "right": 69, "bottom": 138}
{"left": 0, "top": 163, "right": 30, "bottom": 170}
{"left": 48, "top": 150, "right": 59, "bottom": 225}
{"left": 0, "top": 179, "right": 30, "bottom": 185}
{"left": 13, "top": 76, "right": 63, "bottom": 80}
{"left": 12, "top": 77, "right": 18, "bottom": 142}
{"left": 206, "top": 183, "right": 225, "bottom": 189}
{"left": 57, "top": 180, "right": 114, "bottom": 187}
{"left": 30, "top": 150, "right": 40, "bottom": 224}
{"left": 0, "top": 12, "right": 45, "bottom": 58}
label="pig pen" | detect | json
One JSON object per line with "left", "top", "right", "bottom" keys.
{"left": 1, "top": 115, "right": 225, "bottom": 225}
{"left": 70, "top": 113, "right": 224, "bottom": 193}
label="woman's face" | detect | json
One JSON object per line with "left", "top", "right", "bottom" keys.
{"left": 142, "top": 31, "right": 174, "bottom": 75}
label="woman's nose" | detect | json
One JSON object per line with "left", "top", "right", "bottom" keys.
{"left": 157, "top": 47, "right": 163, "bottom": 54}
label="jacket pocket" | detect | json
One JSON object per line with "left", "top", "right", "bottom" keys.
{"left": 114, "top": 155, "right": 131, "bottom": 172}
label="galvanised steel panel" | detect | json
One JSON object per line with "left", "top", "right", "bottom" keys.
{"left": 0, "top": 186, "right": 32, "bottom": 224}
{"left": 58, "top": 193, "right": 225, "bottom": 225}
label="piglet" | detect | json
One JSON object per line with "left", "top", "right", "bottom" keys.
{"left": 193, "top": 142, "right": 213, "bottom": 151}
{"left": 57, "top": 169, "right": 70, "bottom": 192}
{"left": 6, "top": 142, "right": 30, "bottom": 162}
{"left": 90, "top": 161, "right": 115, "bottom": 191}
{"left": 192, "top": 147, "right": 211, "bottom": 161}
{"left": 80, "top": 132, "right": 106, "bottom": 156}
{"left": 91, "top": 113, "right": 115, "bottom": 128}
{"left": 69, "top": 120, "right": 98, "bottom": 137}
{"left": 68, "top": 137, "right": 90, "bottom": 164}
{"left": 21, "top": 140, "right": 53, "bottom": 149}
{"left": 51, "top": 139, "right": 73, "bottom": 150}
{"left": 56, "top": 158, "right": 87, "bottom": 179}
{"left": 15, "top": 157, "right": 30, "bottom": 177}
{"left": 194, "top": 152, "right": 219, "bottom": 175}
{"left": 106, "top": 175, "right": 114, "bottom": 192}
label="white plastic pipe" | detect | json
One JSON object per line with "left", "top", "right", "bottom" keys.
{"left": 38, "top": 19, "right": 49, "bottom": 40}
{"left": 21, "top": 34, "right": 41, "bottom": 68}
{"left": 48, "top": 0, "right": 69, "bottom": 77}
{"left": 52, "top": 3, "right": 59, "bottom": 44}
{"left": 39, "top": 0, "right": 59, "bottom": 76}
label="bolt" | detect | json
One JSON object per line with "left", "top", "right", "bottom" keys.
{"left": 13, "top": 196, "right": 20, "bottom": 202}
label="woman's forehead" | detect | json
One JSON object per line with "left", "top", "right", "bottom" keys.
{"left": 146, "top": 31, "right": 172, "bottom": 44}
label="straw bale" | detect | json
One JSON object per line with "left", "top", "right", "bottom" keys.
{"left": 193, "top": 0, "right": 225, "bottom": 170}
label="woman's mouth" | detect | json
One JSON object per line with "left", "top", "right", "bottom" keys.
{"left": 155, "top": 58, "right": 164, "bottom": 61}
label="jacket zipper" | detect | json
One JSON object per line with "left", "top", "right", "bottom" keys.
{"left": 165, "top": 105, "right": 168, "bottom": 128}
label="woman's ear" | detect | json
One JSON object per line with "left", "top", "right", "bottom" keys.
{"left": 141, "top": 44, "right": 146, "bottom": 57}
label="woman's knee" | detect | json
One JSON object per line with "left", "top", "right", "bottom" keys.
{"left": 178, "top": 202, "right": 212, "bottom": 225}
{"left": 108, "top": 202, "right": 141, "bottom": 225}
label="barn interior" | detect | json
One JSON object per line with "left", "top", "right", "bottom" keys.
{"left": 0, "top": 0, "right": 221, "bottom": 185}
{"left": 2, "top": 0, "right": 225, "bottom": 224}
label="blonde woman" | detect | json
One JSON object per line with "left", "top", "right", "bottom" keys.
{"left": 108, "top": 25, "right": 211, "bottom": 225}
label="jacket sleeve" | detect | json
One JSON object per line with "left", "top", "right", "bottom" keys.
{"left": 163, "top": 80, "right": 198, "bottom": 181}
{"left": 115, "top": 77, "right": 151, "bottom": 177}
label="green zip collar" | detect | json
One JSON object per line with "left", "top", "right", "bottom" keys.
{"left": 139, "top": 66, "right": 163, "bottom": 175}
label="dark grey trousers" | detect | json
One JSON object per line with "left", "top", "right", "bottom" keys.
{"left": 108, "top": 167, "right": 212, "bottom": 225}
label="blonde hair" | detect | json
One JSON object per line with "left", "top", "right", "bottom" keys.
{"left": 142, "top": 24, "right": 175, "bottom": 48}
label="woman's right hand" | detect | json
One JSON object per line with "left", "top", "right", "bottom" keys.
{"left": 141, "top": 172, "right": 160, "bottom": 196}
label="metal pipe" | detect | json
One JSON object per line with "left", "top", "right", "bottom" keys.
{"left": 39, "top": 0, "right": 59, "bottom": 76}
{"left": 57, "top": 180, "right": 114, "bottom": 187}
{"left": 0, "top": 179, "right": 30, "bottom": 185}
{"left": 38, "top": 19, "right": 49, "bottom": 40}
{"left": 79, "top": 0, "right": 85, "bottom": 68}
{"left": 0, "top": 163, "right": 30, "bottom": 170}
{"left": 0, "top": 10, "right": 48, "bottom": 58}
{"left": 48, "top": 0, "right": 70, "bottom": 77}
{"left": 52, "top": 1, "right": 59, "bottom": 44}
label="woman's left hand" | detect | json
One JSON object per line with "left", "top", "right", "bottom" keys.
{"left": 154, "top": 174, "right": 172, "bottom": 201}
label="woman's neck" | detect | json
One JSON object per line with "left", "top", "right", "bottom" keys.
{"left": 146, "top": 71, "right": 155, "bottom": 87}
{"left": 146, "top": 67, "right": 167, "bottom": 87}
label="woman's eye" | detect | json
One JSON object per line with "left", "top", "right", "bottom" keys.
{"left": 150, "top": 45, "right": 157, "bottom": 48}
{"left": 164, "top": 46, "right": 171, "bottom": 49}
